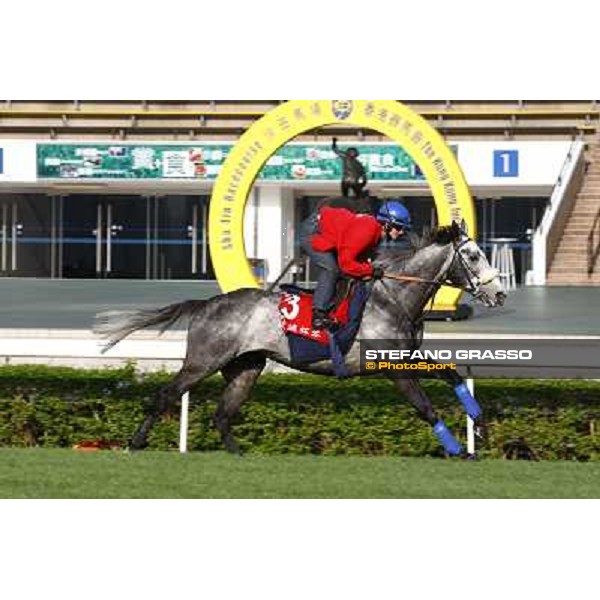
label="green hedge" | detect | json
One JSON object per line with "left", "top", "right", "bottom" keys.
{"left": 1, "top": 364, "right": 600, "bottom": 459}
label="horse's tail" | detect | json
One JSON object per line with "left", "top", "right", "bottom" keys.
{"left": 94, "top": 299, "right": 207, "bottom": 353}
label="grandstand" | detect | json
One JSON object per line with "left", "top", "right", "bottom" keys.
{"left": 1, "top": 100, "right": 599, "bottom": 140}
{"left": 1, "top": 100, "right": 599, "bottom": 285}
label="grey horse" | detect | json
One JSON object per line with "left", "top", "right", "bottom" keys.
{"left": 95, "top": 222, "right": 504, "bottom": 455}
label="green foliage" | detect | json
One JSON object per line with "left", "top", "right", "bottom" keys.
{"left": 0, "top": 365, "right": 599, "bottom": 460}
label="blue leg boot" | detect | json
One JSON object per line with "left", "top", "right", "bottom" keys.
{"left": 454, "top": 383, "right": 481, "bottom": 420}
{"left": 433, "top": 420, "right": 463, "bottom": 456}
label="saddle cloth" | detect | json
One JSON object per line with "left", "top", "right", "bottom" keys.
{"left": 278, "top": 285, "right": 352, "bottom": 346}
{"left": 277, "top": 282, "right": 370, "bottom": 369}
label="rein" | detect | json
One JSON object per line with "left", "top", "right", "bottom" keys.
{"left": 383, "top": 271, "right": 465, "bottom": 291}
{"left": 382, "top": 272, "right": 440, "bottom": 285}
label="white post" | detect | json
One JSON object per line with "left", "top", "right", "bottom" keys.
{"left": 466, "top": 378, "right": 476, "bottom": 455}
{"left": 179, "top": 392, "right": 190, "bottom": 454}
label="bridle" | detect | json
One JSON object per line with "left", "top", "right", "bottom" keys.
{"left": 382, "top": 235, "right": 487, "bottom": 297}
{"left": 376, "top": 235, "right": 490, "bottom": 336}
{"left": 446, "top": 236, "right": 488, "bottom": 296}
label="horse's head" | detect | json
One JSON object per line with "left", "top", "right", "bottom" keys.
{"left": 442, "top": 220, "right": 506, "bottom": 307}
{"left": 374, "top": 221, "right": 505, "bottom": 308}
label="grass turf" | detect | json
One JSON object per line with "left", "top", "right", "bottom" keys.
{"left": 1, "top": 448, "right": 600, "bottom": 498}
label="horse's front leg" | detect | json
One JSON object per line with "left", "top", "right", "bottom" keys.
{"left": 388, "top": 376, "right": 463, "bottom": 456}
{"left": 435, "top": 366, "right": 486, "bottom": 456}
{"left": 434, "top": 365, "right": 481, "bottom": 421}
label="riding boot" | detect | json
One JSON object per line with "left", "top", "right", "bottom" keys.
{"left": 312, "top": 308, "right": 335, "bottom": 331}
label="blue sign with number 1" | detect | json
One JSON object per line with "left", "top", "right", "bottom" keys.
{"left": 493, "top": 149, "right": 519, "bottom": 177}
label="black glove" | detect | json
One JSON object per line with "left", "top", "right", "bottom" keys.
{"left": 372, "top": 266, "right": 384, "bottom": 280}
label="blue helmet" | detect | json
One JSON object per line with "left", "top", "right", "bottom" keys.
{"left": 376, "top": 201, "right": 412, "bottom": 231}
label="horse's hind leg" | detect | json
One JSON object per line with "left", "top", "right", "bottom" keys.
{"left": 129, "top": 362, "right": 217, "bottom": 451}
{"left": 214, "top": 352, "right": 266, "bottom": 456}
{"left": 389, "top": 376, "right": 463, "bottom": 456}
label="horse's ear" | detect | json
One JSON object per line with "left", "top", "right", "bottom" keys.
{"left": 460, "top": 218, "right": 468, "bottom": 235}
{"left": 415, "top": 225, "right": 430, "bottom": 249}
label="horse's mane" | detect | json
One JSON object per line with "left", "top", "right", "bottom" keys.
{"left": 413, "top": 222, "right": 462, "bottom": 247}
{"left": 374, "top": 222, "right": 462, "bottom": 270}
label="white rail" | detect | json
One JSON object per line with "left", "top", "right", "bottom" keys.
{"left": 531, "top": 141, "right": 586, "bottom": 285}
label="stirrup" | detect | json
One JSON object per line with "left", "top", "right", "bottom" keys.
{"left": 312, "top": 310, "right": 336, "bottom": 331}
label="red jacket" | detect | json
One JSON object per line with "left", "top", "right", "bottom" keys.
{"left": 311, "top": 207, "right": 381, "bottom": 278}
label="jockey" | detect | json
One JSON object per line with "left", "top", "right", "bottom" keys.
{"left": 299, "top": 199, "right": 412, "bottom": 330}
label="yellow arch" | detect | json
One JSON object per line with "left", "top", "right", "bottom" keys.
{"left": 209, "top": 100, "right": 475, "bottom": 311}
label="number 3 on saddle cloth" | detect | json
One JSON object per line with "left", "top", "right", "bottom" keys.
{"left": 277, "top": 281, "right": 370, "bottom": 377}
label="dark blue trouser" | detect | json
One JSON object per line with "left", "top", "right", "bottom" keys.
{"left": 299, "top": 214, "right": 340, "bottom": 312}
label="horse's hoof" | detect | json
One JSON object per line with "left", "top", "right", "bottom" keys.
{"left": 465, "top": 453, "right": 478, "bottom": 461}
{"left": 127, "top": 436, "right": 147, "bottom": 451}
{"left": 226, "top": 445, "right": 243, "bottom": 457}
{"left": 220, "top": 431, "right": 243, "bottom": 456}
{"left": 224, "top": 442, "right": 243, "bottom": 457}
